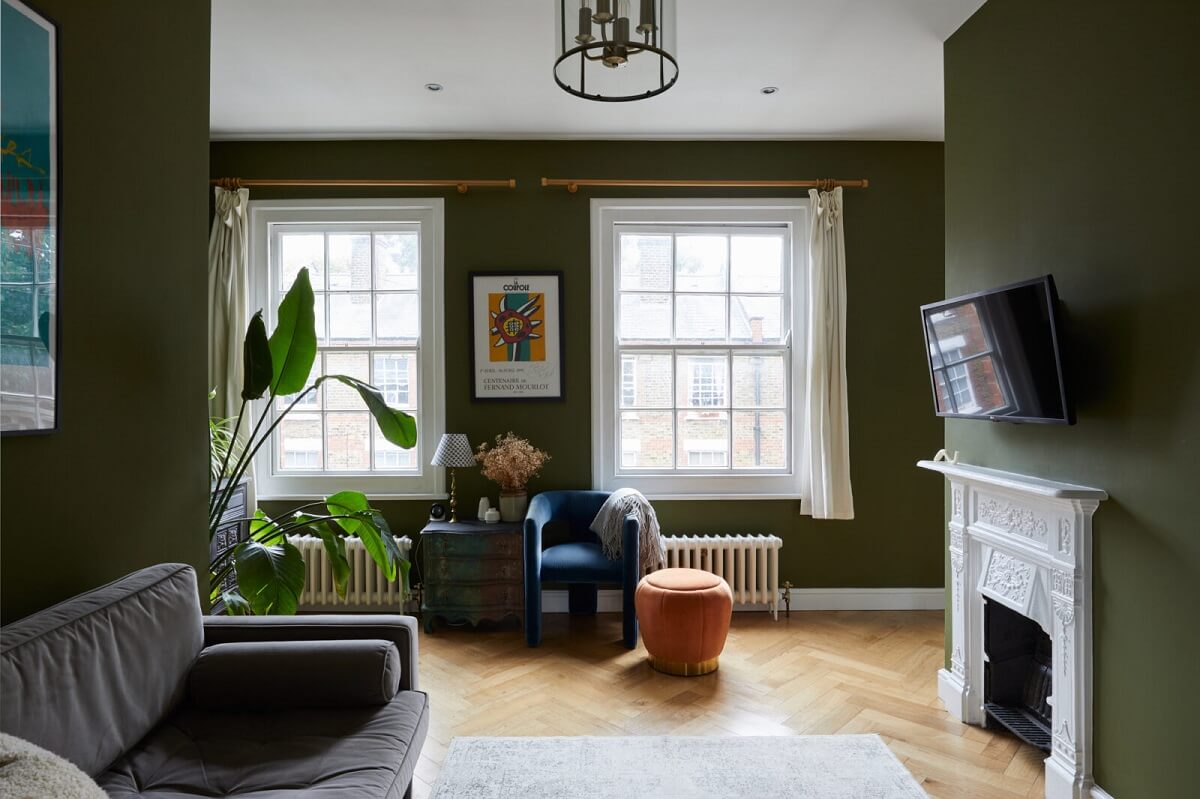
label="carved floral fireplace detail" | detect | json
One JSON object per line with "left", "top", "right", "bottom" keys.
{"left": 919, "top": 460, "right": 1107, "bottom": 799}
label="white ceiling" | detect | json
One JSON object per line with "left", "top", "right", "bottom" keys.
{"left": 210, "top": 0, "right": 984, "bottom": 141}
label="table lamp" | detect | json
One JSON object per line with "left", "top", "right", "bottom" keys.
{"left": 431, "top": 433, "right": 475, "bottom": 522}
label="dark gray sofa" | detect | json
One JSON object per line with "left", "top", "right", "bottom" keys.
{"left": 0, "top": 563, "right": 429, "bottom": 798}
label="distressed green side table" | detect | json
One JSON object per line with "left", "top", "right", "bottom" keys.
{"left": 419, "top": 520, "right": 524, "bottom": 633}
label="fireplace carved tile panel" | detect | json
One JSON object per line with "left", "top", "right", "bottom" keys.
{"left": 919, "top": 460, "right": 1106, "bottom": 799}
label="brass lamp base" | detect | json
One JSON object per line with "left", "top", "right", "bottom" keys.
{"left": 648, "top": 655, "right": 720, "bottom": 676}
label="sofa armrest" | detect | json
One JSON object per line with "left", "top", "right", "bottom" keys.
{"left": 202, "top": 614, "right": 420, "bottom": 691}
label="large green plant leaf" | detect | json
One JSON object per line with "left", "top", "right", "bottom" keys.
{"left": 241, "top": 311, "right": 273, "bottom": 400}
{"left": 268, "top": 268, "right": 317, "bottom": 396}
{"left": 327, "top": 491, "right": 396, "bottom": 581}
{"left": 219, "top": 591, "right": 252, "bottom": 616}
{"left": 318, "top": 375, "right": 417, "bottom": 449}
{"left": 234, "top": 540, "right": 305, "bottom": 615}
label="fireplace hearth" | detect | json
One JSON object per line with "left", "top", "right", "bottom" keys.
{"left": 985, "top": 598, "right": 1052, "bottom": 750}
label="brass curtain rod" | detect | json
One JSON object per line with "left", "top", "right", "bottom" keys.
{"left": 211, "top": 177, "right": 517, "bottom": 194}
{"left": 541, "top": 177, "right": 869, "bottom": 193}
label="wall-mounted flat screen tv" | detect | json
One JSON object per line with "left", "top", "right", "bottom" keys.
{"left": 920, "top": 275, "right": 1073, "bottom": 424}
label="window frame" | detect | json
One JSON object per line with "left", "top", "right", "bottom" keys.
{"left": 590, "top": 199, "right": 809, "bottom": 499}
{"left": 248, "top": 199, "right": 446, "bottom": 500}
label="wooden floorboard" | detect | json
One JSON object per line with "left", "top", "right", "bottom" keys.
{"left": 412, "top": 610, "right": 1045, "bottom": 798}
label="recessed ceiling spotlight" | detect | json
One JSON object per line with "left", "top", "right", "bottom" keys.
{"left": 760, "top": 86, "right": 779, "bottom": 95}
{"left": 425, "top": 83, "right": 443, "bottom": 92}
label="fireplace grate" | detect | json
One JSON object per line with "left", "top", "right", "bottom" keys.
{"left": 985, "top": 702, "right": 1051, "bottom": 751}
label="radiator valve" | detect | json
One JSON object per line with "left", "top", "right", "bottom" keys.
{"left": 781, "top": 581, "right": 793, "bottom": 617}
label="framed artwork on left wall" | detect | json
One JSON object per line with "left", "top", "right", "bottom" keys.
{"left": 1, "top": 0, "right": 60, "bottom": 435}
{"left": 469, "top": 271, "right": 565, "bottom": 401}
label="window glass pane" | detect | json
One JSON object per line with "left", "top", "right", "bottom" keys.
{"left": 277, "top": 353, "right": 321, "bottom": 411}
{"left": 619, "top": 234, "right": 672, "bottom": 291}
{"left": 34, "top": 228, "right": 54, "bottom": 283}
{"left": 279, "top": 233, "right": 324, "bottom": 290}
{"left": 732, "top": 354, "right": 786, "bottom": 408}
{"left": 374, "top": 233, "right": 418, "bottom": 290}
{"left": 279, "top": 412, "right": 323, "bottom": 471}
{"left": 674, "top": 294, "right": 726, "bottom": 342}
{"left": 328, "top": 293, "right": 372, "bottom": 344}
{"left": 324, "top": 352, "right": 370, "bottom": 409}
{"left": 732, "top": 411, "right": 787, "bottom": 468}
{"left": 373, "top": 352, "right": 417, "bottom": 409}
{"left": 620, "top": 410, "right": 673, "bottom": 469}
{"left": 730, "top": 235, "right": 783, "bottom": 292}
{"left": 676, "top": 410, "right": 729, "bottom": 469}
{"left": 619, "top": 352, "right": 671, "bottom": 408}
{"left": 1, "top": 286, "right": 33, "bottom": 335}
{"left": 326, "top": 412, "right": 370, "bottom": 471}
{"left": 933, "top": 369, "right": 951, "bottom": 412}
{"left": 730, "top": 295, "right": 783, "bottom": 343}
{"left": 375, "top": 410, "right": 418, "bottom": 470}
{"left": 1, "top": 228, "right": 34, "bottom": 282}
{"left": 619, "top": 293, "right": 671, "bottom": 342}
{"left": 675, "top": 235, "right": 727, "bottom": 292}
{"left": 376, "top": 293, "right": 420, "bottom": 345}
{"left": 328, "top": 234, "right": 372, "bottom": 290}
{"left": 676, "top": 353, "right": 728, "bottom": 408}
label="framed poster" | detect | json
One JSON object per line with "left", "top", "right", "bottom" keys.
{"left": 1, "top": 0, "right": 59, "bottom": 435}
{"left": 470, "top": 271, "right": 564, "bottom": 401}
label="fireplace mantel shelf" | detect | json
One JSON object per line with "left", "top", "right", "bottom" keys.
{"left": 917, "top": 460, "right": 1108, "bottom": 501}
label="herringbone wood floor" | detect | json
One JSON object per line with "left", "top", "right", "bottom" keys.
{"left": 413, "top": 611, "right": 1046, "bottom": 798}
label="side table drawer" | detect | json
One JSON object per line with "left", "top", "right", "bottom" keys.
{"left": 427, "top": 556, "right": 523, "bottom": 584}
{"left": 425, "top": 532, "right": 522, "bottom": 559}
{"left": 424, "top": 582, "right": 522, "bottom": 610}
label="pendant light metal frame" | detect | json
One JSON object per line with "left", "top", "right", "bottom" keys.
{"left": 554, "top": 0, "right": 678, "bottom": 102}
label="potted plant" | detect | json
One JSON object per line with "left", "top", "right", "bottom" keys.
{"left": 475, "top": 432, "right": 550, "bottom": 521}
{"left": 208, "top": 267, "right": 416, "bottom": 615}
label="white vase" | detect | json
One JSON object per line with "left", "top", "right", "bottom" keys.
{"left": 499, "top": 490, "right": 528, "bottom": 522}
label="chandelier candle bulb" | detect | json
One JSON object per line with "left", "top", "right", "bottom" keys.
{"left": 638, "top": 0, "right": 656, "bottom": 33}
{"left": 577, "top": 6, "right": 594, "bottom": 43}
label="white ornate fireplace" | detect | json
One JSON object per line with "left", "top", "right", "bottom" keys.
{"left": 918, "top": 460, "right": 1107, "bottom": 799}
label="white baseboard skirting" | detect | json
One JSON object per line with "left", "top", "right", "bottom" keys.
{"left": 1091, "top": 787, "right": 1115, "bottom": 799}
{"left": 541, "top": 587, "right": 944, "bottom": 613}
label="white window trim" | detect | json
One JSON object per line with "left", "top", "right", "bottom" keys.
{"left": 248, "top": 198, "right": 446, "bottom": 501}
{"left": 590, "top": 198, "right": 809, "bottom": 500}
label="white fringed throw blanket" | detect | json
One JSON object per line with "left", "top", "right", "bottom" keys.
{"left": 589, "top": 488, "right": 665, "bottom": 576}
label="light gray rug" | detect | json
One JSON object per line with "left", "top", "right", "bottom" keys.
{"left": 431, "top": 734, "right": 929, "bottom": 798}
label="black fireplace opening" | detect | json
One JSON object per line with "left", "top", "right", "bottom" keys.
{"left": 984, "top": 598, "right": 1052, "bottom": 751}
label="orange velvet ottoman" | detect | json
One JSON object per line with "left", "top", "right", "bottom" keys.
{"left": 635, "top": 568, "right": 733, "bottom": 676}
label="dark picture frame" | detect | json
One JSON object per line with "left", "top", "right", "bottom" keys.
{"left": 1, "top": 0, "right": 61, "bottom": 435}
{"left": 469, "top": 271, "right": 565, "bottom": 402}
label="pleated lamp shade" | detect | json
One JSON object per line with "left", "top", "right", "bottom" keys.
{"left": 431, "top": 433, "right": 475, "bottom": 468}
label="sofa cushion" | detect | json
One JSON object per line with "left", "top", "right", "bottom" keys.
{"left": 541, "top": 542, "right": 623, "bottom": 583}
{"left": 189, "top": 639, "right": 401, "bottom": 710}
{"left": 97, "top": 690, "right": 430, "bottom": 798}
{"left": 0, "top": 564, "right": 203, "bottom": 777}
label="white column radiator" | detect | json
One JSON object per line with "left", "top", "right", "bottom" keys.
{"left": 659, "top": 534, "right": 783, "bottom": 619}
{"left": 286, "top": 534, "right": 412, "bottom": 611}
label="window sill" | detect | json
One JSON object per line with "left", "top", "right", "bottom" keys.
{"left": 640, "top": 493, "right": 804, "bottom": 501}
{"left": 257, "top": 492, "right": 450, "bottom": 502}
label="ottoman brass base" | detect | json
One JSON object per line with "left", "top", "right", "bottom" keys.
{"left": 648, "top": 655, "right": 720, "bottom": 676}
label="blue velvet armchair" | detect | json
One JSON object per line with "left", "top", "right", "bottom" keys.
{"left": 524, "top": 490, "right": 639, "bottom": 649}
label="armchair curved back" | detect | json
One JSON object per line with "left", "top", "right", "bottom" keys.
{"left": 525, "top": 490, "right": 611, "bottom": 545}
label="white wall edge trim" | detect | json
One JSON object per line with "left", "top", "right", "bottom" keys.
{"left": 542, "top": 587, "right": 943, "bottom": 613}
{"left": 1090, "top": 787, "right": 1115, "bottom": 799}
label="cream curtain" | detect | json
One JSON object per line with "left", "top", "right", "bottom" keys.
{"left": 207, "top": 187, "right": 253, "bottom": 499}
{"left": 799, "top": 187, "right": 854, "bottom": 519}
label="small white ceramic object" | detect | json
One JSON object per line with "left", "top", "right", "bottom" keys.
{"left": 477, "top": 497, "right": 491, "bottom": 521}
{"left": 484, "top": 507, "right": 501, "bottom": 523}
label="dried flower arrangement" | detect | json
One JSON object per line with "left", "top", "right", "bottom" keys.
{"left": 475, "top": 432, "right": 551, "bottom": 492}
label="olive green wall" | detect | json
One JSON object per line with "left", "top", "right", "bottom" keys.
{"left": 212, "top": 139, "right": 946, "bottom": 589}
{"left": 945, "top": 1, "right": 1199, "bottom": 794}
{"left": 0, "top": 1, "right": 211, "bottom": 623}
